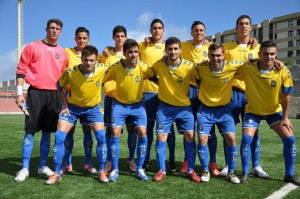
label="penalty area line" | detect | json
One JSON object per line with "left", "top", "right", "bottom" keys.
{"left": 265, "top": 183, "right": 299, "bottom": 199}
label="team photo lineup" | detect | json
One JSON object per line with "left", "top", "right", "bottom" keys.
{"left": 13, "top": 15, "right": 299, "bottom": 186}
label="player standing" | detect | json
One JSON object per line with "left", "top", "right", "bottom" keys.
{"left": 45, "top": 45, "right": 109, "bottom": 184}
{"left": 15, "top": 18, "right": 67, "bottom": 182}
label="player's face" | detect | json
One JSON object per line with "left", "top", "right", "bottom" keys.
{"left": 113, "top": 32, "right": 127, "bottom": 47}
{"left": 75, "top": 32, "right": 90, "bottom": 51}
{"left": 46, "top": 22, "right": 62, "bottom": 41}
{"left": 259, "top": 47, "right": 277, "bottom": 68}
{"left": 166, "top": 43, "right": 181, "bottom": 61}
{"left": 124, "top": 45, "right": 139, "bottom": 67}
{"left": 209, "top": 48, "right": 224, "bottom": 70}
{"left": 150, "top": 22, "right": 164, "bottom": 42}
{"left": 236, "top": 18, "right": 252, "bottom": 38}
{"left": 191, "top": 24, "right": 206, "bottom": 43}
{"left": 81, "top": 54, "right": 98, "bottom": 74}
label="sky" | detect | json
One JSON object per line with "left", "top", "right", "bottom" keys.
{"left": 0, "top": 0, "right": 299, "bottom": 81}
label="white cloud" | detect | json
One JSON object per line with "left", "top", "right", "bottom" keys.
{"left": 127, "top": 31, "right": 149, "bottom": 43}
{"left": 0, "top": 48, "right": 19, "bottom": 81}
{"left": 164, "top": 24, "right": 190, "bottom": 41}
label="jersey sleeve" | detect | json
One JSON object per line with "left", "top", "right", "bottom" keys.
{"left": 58, "top": 70, "right": 70, "bottom": 89}
{"left": 282, "top": 67, "right": 294, "bottom": 94}
{"left": 16, "top": 43, "right": 35, "bottom": 77}
{"left": 103, "top": 65, "right": 115, "bottom": 83}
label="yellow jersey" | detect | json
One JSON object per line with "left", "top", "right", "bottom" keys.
{"left": 65, "top": 47, "right": 102, "bottom": 68}
{"left": 100, "top": 49, "right": 125, "bottom": 97}
{"left": 193, "top": 61, "right": 244, "bottom": 106}
{"left": 152, "top": 59, "right": 195, "bottom": 106}
{"left": 223, "top": 41, "right": 260, "bottom": 91}
{"left": 181, "top": 41, "right": 209, "bottom": 63}
{"left": 58, "top": 63, "right": 108, "bottom": 107}
{"left": 103, "top": 60, "right": 155, "bottom": 104}
{"left": 236, "top": 62, "right": 294, "bottom": 115}
{"left": 139, "top": 41, "right": 165, "bottom": 93}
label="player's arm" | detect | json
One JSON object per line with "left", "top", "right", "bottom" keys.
{"left": 280, "top": 92, "right": 293, "bottom": 132}
{"left": 57, "top": 81, "right": 69, "bottom": 116}
{"left": 192, "top": 65, "right": 201, "bottom": 85}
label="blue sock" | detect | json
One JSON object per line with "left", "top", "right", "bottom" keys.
{"left": 282, "top": 136, "right": 296, "bottom": 176}
{"left": 22, "top": 132, "right": 35, "bottom": 169}
{"left": 94, "top": 130, "right": 107, "bottom": 171}
{"left": 251, "top": 135, "right": 260, "bottom": 168}
{"left": 106, "top": 127, "right": 112, "bottom": 162}
{"left": 186, "top": 141, "right": 196, "bottom": 172}
{"left": 167, "top": 127, "right": 176, "bottom": 162}
{"left": 53, "top": 130, "right": 67, "bottom": 174}
{"left": 127, "top": 128, "right": 137, "bottom": 161}
{"left": 136, "top": 136, "right": 147, "bottom": 170}
{"left": 64, "top": 131, "right": 73, "bottom": 165}
{"left": 145, "top": 120, "right": 155, "bottom": 161}
{"left": 197, "top": 144, "right": 209, "bottom": 171}
{"left": 240, "top": 134, "right": 253, "bottom": 174}
{"left": 208, "top": 125, "right": 217, "bottom": 163}
{"left": 83, "top": 129, "right": 93, "bottom": 165}
{"left": 155, "top": 141, "right": 167, "bottom": 171}
{"left": 39, "top": 131, "right": 51, "bottom": 169}
{"left": 110, "top": 137, "right": 120, "bottom": 170}
{"left": 226, "top": 145, "right": 238, "bottom": 173}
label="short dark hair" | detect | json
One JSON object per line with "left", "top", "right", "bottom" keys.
{"left": 123, "top": 39, "right": 138, "bottom": 52}
{"left": 236, "top": 15, "right": 252, "bottom": 28}
{"left": 208, "top": 42, "right": 224, "bottom": 53}
{"left": 165, "top": 37, "right": 181, "bottom": 48}
{"left": 47, "top": 18, "right": 63, "bottom": 29}
{"left": 81, "top": 45, "right": 98, "bottom": 58}
{"left": 191, "top": 21, "right": 206, "bottom": 31}
{"left": 113, "top": 25, "right": 127, "bottom": 37}
{"left": 150, "top": 18, "right": 164, "bottom": 29}
{"left": 260, "top": 40, "right": 277, "bottom": 51}
{"left": 75, "top": 27, "right": 89, "bottom": 36}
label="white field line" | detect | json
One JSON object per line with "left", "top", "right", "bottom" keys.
{"left": 265, "top": 183, "right": 299, "bottom": 199}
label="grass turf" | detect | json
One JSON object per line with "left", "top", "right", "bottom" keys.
{"left": 0, "top": 114, "right": 299, "bottom": 199}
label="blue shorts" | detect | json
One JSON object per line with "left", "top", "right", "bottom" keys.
{"left": 144, "top": 92, "right": 159, "bottom": 121}
{"left": 189, "top": 85, "right": 200, "bottom": 120}
{"left": 197, "top": 104, "right": 236, "bottom": 136}
{"left": 104, "top": 96, "right": 131, "bottom": 126}
{"left": 230, "top": 87, "right": 247, "bottom": 124}
{"left": 111, "top": 99, "right": 147, "bottom": 128}
{"left": 243, "top": 112, "right": 282, "bottom": 128}
{"left": 59, "top": 104, "right": 103, "bottom": 125}
{"left": 156, "top": 102, "right": 194, "bottom": 134}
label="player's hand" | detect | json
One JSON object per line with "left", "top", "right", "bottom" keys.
{"left": 15, "top": 95, "right": 26, "bottom": 107}
{"left": 280, "top": 118, "right": 293, "bottom": 132}
{"left": 160, "top": 55, "right": 167, "bottom": 62}
{"left": 203, "top": 39, "right": 210, "bottom": 46}
{"left": 60, "top": 106, "right": 70, "bottom": 116}
{"left": 274, "top": 59, "right": 284, "bottom": 70}
{"left": 249, "top": 37, "right": 258, "bottom": 49}
{"left": 102, "top": 48, "right": 110, "bottom": 57}
{"left": 197, "top": 60, "right": 209, "bottom": 66}
{"left": 144, "top": 37, "right": 151, "bottom": 46}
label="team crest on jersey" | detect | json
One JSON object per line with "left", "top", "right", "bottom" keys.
{"left": 248, "top": 53, "right": 253, "bottom": 60}
{"left": 55, "top": 53, "right": 60, "bottom": 59}
{"left": 96, "top": 80, "right": 100, "bottom": 87}
{"left": 224, "top": 77, "right": 228, "bottom": 84}
{"left": 135, "top": 76, "right": 140, "bottom": 82}
{"left": 203, "top": 51, "right": 207, "bottom": 57}
{"left": 178, "top": 76, "right": 183, "bottom": 82}
{"left": 271, "top": 80, "right": 276, "bottom": 87}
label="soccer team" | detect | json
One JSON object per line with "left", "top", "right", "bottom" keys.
{"left": 14, "top": 15, "right": 299, "bottom": 186}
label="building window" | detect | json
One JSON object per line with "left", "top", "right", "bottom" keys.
{"left": 297, "top": 40, "right": 300, "bottom": 46}
{"left": 297, "top": 50, "right": 300, "bottom": 57}
{"left": 288, "top": 20, "right": 294, "bottom": 27}
{"left": 274, "top": 33, "right": 277, "bottom": 39}
{"left": 297, "top": 29, "right": 300, "bottom": 36}
{"left": 288, "top": 41, "right": 293, "bottom": 47}
{"left": 234, "top": 34, "right": 238, "bottom": 40}
{"left": 274, "top": 23, "right": 277, "bottom": 30}
{"left": 297, "top": 19, "right": 300, "bottom": 25}
{"left": 296, "top": 60, "right": 300, "bottom": 64}
{"left": 254, "top": 30, "right": 256, "bottom": 37}
{"left": 288, "top": 31, "right": 294, "bottom": 38}
{"left": 288, "top": 51, "right": 293, "bottom": 57}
